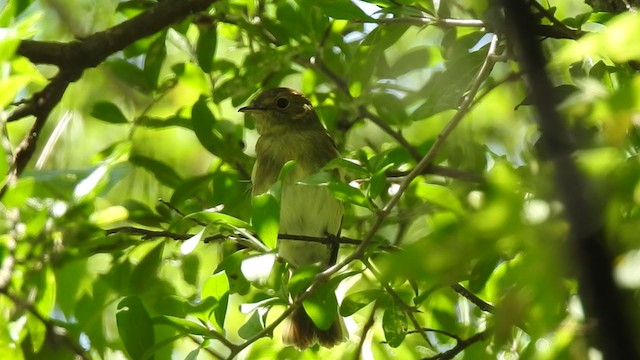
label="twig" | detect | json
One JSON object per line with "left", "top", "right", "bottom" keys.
{"left": 105, "top": 226, "right": 364, "bottom": 246}
{"left": 528, "top": 0, "right": 584, "bottom": 39}
{"left": 450, "top": 284, "right": 495, "bottom": 313}
{"left": 352, "top": 300, "right": 379, "bottom": 360}
{"left": 0, "top": 288, "right": 89, "bottom": 359}
{"left": 409, "top": 328, "right": 461, "bottom": 342}
{"left": 423, "top": 329, "right": 491, "bottom": 360}
{"left": 1, "top": 69, "right": 81, "bottom": 199}
{"left": 386, "top": 165, "right": 484, "bottom": 183}
{"left": 363, "top": 258, "right": 431, "bottom": 346}
{"left": 357, "top": 17, "right": 485, "bottom": 28}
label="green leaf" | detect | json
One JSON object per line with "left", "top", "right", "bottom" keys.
{"left": 106, "top": 59, "right": 150, "bottom": 92}
{"left": 130, "top": 241, "right": 164, "bottom": 293}
{"left": 129, "top": 155, "right": 183, "bottom": 189}
{"left": 340, "top": 289, "right": 383, "bottom": 316}
{"left": 202, "top": 272, "right": 230, "bottom": 328}
{"left": 117, "top": 296, "right": 155, "bottom": 360}
{"left": 303, "top": 282, "right": 338, "bottom": 331}
{"left": 415, "top": 182, "right": 465, "bottom": 215}
{"left": 251, "top": 192, "right": 280, "bottom": 249}
{"left": 311, "top": 0, "right": 371, "bottom": 20}
{"left": 2, "top": 177, "right": 35, "bottom": 208}
{"left": 382, "top": 301, "right": 407, "bottom": 348}
{"left": 468, "top": 253, "right": 501, "bottom": 293}
{"left": 214, "top": 251, "right": 250, "bottom": 295}
{"left": 90, "top": 102, "right": 129, "bottom": 124}
{"left": 144, "top": 31, "right": 167, "bottom": 88}
{"left": 185, "top": 209, "right": 249, "bottom": 228}
{"left": 328, "top": 182, "right": 371, "bottom": 208}
{"left": 191, "top": 97, "right": 222, "bottom": 156}
{"left": 238, "top": 310, "right": 265, "bottom": 340}
{"left": 197, "top": 24, "right": 217, "bottom": 73}
{"left": 153, "top": 315, "right": 212, "bottom": 337}
{"left": 288, "top": 265, "right": 321, "bottom": 295}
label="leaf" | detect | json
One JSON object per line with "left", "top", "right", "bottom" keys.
{"left": 117, "top": 296, "right": 155, "bottom": 360}
{"left": 238, "top": 310, "right": 265, "bottom": 340}
{"left": 468, "top": 253, "right": 501, "bottom": 293}
{"left": 311, "top": 0, "right": 371, "bottom": 20}
{"left": 214, "top": 251, "right": 251, "bottom": 295}
{"left": 411, "top": 49, "right": 486, "bottom": 120}
{"left": 144, "top": 31, "right": 167, "bottom": 88}
{"left": 303, "top": 281, "right": 338, "bottom": 331}
{"left": 129, "top": 155, "right": 183, "bottom": 189}
{"left": 196, "top": 24, "right": 217, "bottom": 73}
{"left": 202, "top": 271, "right": 230, "bottom": 328}
{"left": 415, "top": 182, "right": 465, "bottom": 215}
{"left": 328, "top": 182, "right": 371, "bottom": 208}
{"left": 251, "top": 192, "right": 280, "bottom": 249}
{"left": 384, "top": 46, "right": 432, "bottom": 78}
{"left": 382, "top": 301, "right": 407, "bottom": 348}
{"left": 130, "top": 241, "right": 164, "bottom": 293}
{"left": 340, "top": 289, "right": 383, "bottom": 316}
{"left": 240, "top": 253, "right": 277, "bottom": 287}
{"left": 2, "top": 177, "right": 34, "bottom": 208}
{"left": 91, "top": 102, "right": 129, "bottom": 124}
{"left": 153, "top": 315, "right": 212, "bottom": 337}
{"left": 184, "top": 209, "right": 249, "bottom": 229}
{"left": 106, "top": 59, "right": 150, "bottom": 92}
{"left": 181, "top": 228, "right": 204, "bottom": 255}
{"left": 288, "top": 265, "right": 321, "bottom": 295}
{"left": 191, "top": 97, "right": 222, "bottom": 156}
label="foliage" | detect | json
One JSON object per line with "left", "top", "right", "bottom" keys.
{"left": 1, "top": 0, "right": 640, "bottom": 359}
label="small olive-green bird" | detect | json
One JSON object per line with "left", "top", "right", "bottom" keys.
{"left": 239, "top": 88, "right": 347, "bottom": 349}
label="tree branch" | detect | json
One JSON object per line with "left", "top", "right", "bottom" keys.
{"left": 16, "top": 0, "right": 216, "bottom": 68}
{"left": 0, "top": 288, "right": 89, "bottom": 360}
{"left": 450, "top": 284, "right": 495, "bottom": 313}
{"left": 503, "top": 1, "right": 639, "bottom": 358}
{"left": 423, "top": 329, "right": 491, "bottom": 360}
{"left": 2, "top": 0, "right": 218, "bottom": 199}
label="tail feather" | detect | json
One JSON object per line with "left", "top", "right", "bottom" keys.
{"left": 282, "top": 306, "right": 346, "bottom": 350}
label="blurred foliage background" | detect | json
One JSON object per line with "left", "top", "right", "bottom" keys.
{"left": 1, "top": 0, "right": 640, "bottom": 359}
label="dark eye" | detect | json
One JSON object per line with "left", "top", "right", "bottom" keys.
{"left": 275, "top": 97, "right": 289, "bottom": 109}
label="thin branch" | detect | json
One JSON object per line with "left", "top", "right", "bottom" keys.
{"left": 386, "top": 165, "right": 484, "bottom": 183}
{"left": 450, "top": 284, "right": 495, "bottom": 313}
{"left": 0, "top": 288, "right": 89, "bottom": 359}
{"left": 105, "top": 226, "right": 364, "bottom": 246}
{"left": 1, "top": 69, "right": 81, "bottom": 199}
{"left": 528, "top": 0, "right": 584, "bottom": 39}
{"left": 380, "top": 34, "right": 500, "bottom": 216}
{"left": 358, "top": 17, "right": 485, "bottom": 28}
{"left": 409, "top": 328, "right": 461, "bottom": 342}
{"left": 423, "top": 329, "right": 491, "bottom": 360}
{"left": 363, "top": 258, "right": 431, "bottom": 346}
{"left": 352, "top": 300, "right": 378, "bottom": 360}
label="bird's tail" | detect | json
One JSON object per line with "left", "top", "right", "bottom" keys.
{"left": 282, "top": 305, "right": 347, "bottom": 350}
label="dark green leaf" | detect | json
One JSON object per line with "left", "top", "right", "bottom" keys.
{"left": 288, "top": 265, "right": 321, "bottom": 295}
{"left": 197, "top": 24, "right": 217, "bottom": 73}
{"left": 328, "top": 182, "right": 371, "bottom": 208}
{"left": 340, "top": 289, "right": 383, "bottom": 316}
{"left": 117, "top": 296, "right": 155, "bottom": 360}
{"left": 144, "top": 31, "right": 167, "bottom": 88}
{"left": 382, "top": 301, "right": 407, "bottom": 347}
{"left": 129, "top": 155, "right": 182, "bottom": 189}
{"left": 311, "top": 0, "right": 371, "bottom": 20}
{"left": 91, "top": 102, "right": 129, "bottom": 124}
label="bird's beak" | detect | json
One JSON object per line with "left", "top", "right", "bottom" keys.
{"left": 238, "top": 105, "right": 263, "bottom": 113}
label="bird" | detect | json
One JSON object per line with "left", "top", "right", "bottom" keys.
{"left": 239, "top": 87, "right": 347, "bottom": 350}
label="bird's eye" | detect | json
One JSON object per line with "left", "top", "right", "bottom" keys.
{"left": 275, "top": 97, "right": 289, "bottom": 109}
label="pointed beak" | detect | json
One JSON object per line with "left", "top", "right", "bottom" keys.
{"left": 238, "top": 105, "right": 263, "bottom": 113}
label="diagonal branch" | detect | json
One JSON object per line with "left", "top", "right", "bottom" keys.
{"left": 2, "top": 0, "right": 218, "bottom": 199}
{"left": 16, "top": 0, "right": 216, "bottom": 68}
